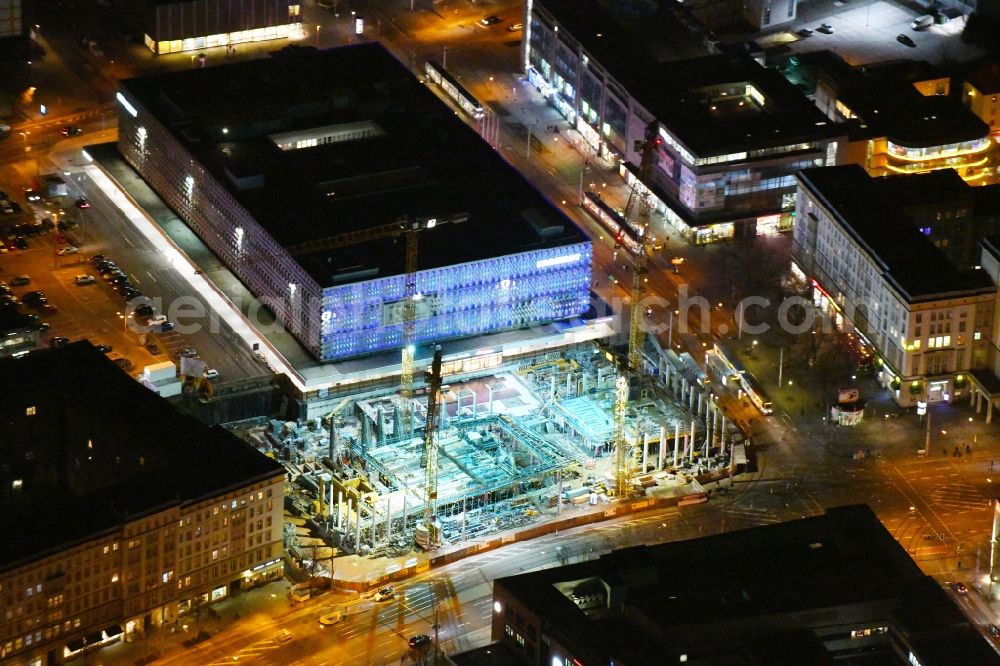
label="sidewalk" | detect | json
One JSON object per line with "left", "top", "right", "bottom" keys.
{"left": 68, "top": 579, "right": 294, "bottom": 666}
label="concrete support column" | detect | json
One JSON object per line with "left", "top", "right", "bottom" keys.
{"left": 354, "top": 499, "right": 361, "bottom": 552}
{"left": 658, "top": 425, "right": 667, "bottom": 470}
{"left": 971, "top": 387, "right": 977, "bottom": 408}
{"left": 977, "top": 391, "right": 984, "bottom": 414}
{"left": 689, "top": 420, "right": 696, "bottom": 464}
{"left": 697, "top": 391, "right": 704, "bottom": 418}
{"left": 989, "top": 399, "right": 994, "bottom": 425}
{"left": 386, "top": 495, "right": 392, "bottom": 539}
{"left": 337, "top": 490, "right": 343, "bottom": 529}
{"left": 642, "top": 432, "right": 649, "bottom": 474}
{"left": 673, "top": 422, "right": 681, "bottom": 467}
{"left": 488, "top": 385, "right": 495, "bottom": 415}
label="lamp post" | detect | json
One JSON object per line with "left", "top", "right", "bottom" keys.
{"left": 316, "top": 25, "right": 322, "bottom": 47}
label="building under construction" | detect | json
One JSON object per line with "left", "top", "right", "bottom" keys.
{"left": 234, "top": 340, "right": 744, "bottom": 568}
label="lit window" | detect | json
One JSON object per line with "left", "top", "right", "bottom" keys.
{"left": 25, "top": 406, "right": 36, "bottom": 416}
{"left": 11, "top": 479, "right": 23, "bottom": 491}
{"left": 975, "top": 331, "right": 982, "bottom": 340}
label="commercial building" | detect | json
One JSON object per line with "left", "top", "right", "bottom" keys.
{"left": 112, "top": 0, "right": 301, "bottom": 55}
{"left": 793, "top": 164, "right": 997, "bottom": 407}
{"left": 523, "top": 0, "right": 842, "bottom": 244}
{"left": 479, "top": 505, "right": 1000, "bottom": 665}
{"left": 0, "top": 342, "right": 285, "bottom": 665}
{"left": 116, "top": 42, "right": 592, "bottom": 363}
{"left": 0, "top": 307, "right": 39, "bottom": 359}
{"left": 809, "top": 53, "right": 997, "bottom": 185}
{"left": 961, "top": 61, "right": 1000, "bottom": 132}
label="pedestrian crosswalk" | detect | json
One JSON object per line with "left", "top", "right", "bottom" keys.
{"left": 929, "top": 482, "right": 990, "bottom": 514}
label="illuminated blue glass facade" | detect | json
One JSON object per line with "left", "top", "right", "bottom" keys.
{"left": 321, "top": 242, "right": 592, "bottom": 360}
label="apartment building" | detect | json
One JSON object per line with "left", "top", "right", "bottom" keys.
{"left": 0, "top": 342, "right": 285, "bottom": 665}
{"left": 793, "top": 165, "right": 995, "bottom": 407}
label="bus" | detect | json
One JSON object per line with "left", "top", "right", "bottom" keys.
{"left": 581, "top": 191, "right": 643, "bottom": 256}
{"left": 424, "top": 60, "right": 485, "bottom": 120}
{"left": 740, "top": 372, "right": 773, "bottom": 415}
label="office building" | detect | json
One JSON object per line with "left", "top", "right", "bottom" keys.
{"left": 477, "top": 505, "right": 1000, "bottom": 665}
{"left": 113, "top": 0, "right": 301, "bottom": 55}
{"left": 793, "top": 165, "right": 997, "bottom": 407}
{"left": 523, "top": 0, "right": 843, "bottom": 244}
{"left": 0, "top": 342, "right": 285, "bottom": 665}
{"left": 115, "top": 42, "right": 592, "bottom": 363}
{"left": 809, "top": 53, "right": 997, "bottom": 185}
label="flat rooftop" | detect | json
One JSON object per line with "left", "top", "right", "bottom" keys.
{"left": 0, "top": 342, "right": 284, "bottom": 572}
{"left": 118, "top": 43, "right": 587, "bottom": 288}
{"left": 494, "top": 505, "right": 1000, "bottom": 665}
{"left": 797, "top": 165, "right": 995, "bottom": 303}
{"left": 534, "top": 0, "right": 838, "bottom": 156}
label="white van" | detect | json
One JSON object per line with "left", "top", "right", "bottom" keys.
{"left": 911, "top": 14, "right": 934, "bottom": 30}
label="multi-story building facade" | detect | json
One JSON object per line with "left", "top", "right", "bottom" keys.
{"left": 793, "top": 165, "right": 995, "bottom": 407}
{"left": 523, "top": 0, "right": 843, "bottom": 244}
{"left": 115, "top": 43, "right": 591, "bottom": 362}
{"left": 962, "top": 61, "right": 1000, "bottom": 132}
{"left": 0, "top": 342, "right": 285, "bottom": 665}
{"left": 810, "top": 53, "right": 997, "bottom": 185}
{"left": 113, "top": 0, "right": 301, "bottom": 55}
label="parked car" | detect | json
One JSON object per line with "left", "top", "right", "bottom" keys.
{"left": 507, "top": 22, "right": 523, "bottom": 31}
{"left": 951, "top": 581, "right": 968, "bottom": 594}
{"left": 158, "top": 321, "right": 175, "bottom": 332}
{"left": 39, "top": 303, "right": 58, "bottom": 313}
{"left": 134, "top": 303, "right": 155, "bottom": 317}
{"left": 90, "top": 254, "right": 106, "bottom": 264}
{"left": 75, "top": 274, "right": 96, "bottom": 285}
{"left": 146, "top": 342, "right": 161, "bottom": 354}
{"left": 95, "top": 344, "right": 112, "bottom": 353}
{"left": 12, "top": 236, "right": 27, "bottom": 250}
{"left": 24, "top": 188, "right": 41, "bottom": 202}
{"left": 147, "top": 314, "right": 167, "bottom": 327}
{"left": 988, "top": 624, "right": 1000, "bottom": 639}
{"left": 21, "top": 290, "right": 45, "bottom": 303}
{"left": 896, "top": 33, "right": 916, "bottom": 47}
{"left": 204, "top": 368, "right": 220, "bottom": 380}
{"left": 74, "top": 197, "right": 90, "bottom": 209}
{"left": 480, "top": 15, "right": 502, "bottom": 25}
{"left": 178, "top": 347, "right": 198, "bottom": 357}
{"left": 61, "top": 125, "right": 83, "bottom": 137}
{"left": 57, "top": 245, "right": 79, "bottom": 256}
{"left": 816, "top": 23, "right": 834, "bottom": 34}
{"left": 408, "top": 634, "right": 431, "bottom": 649}
{"left": 50, "top": 336, "right": 69, "bottom": 348}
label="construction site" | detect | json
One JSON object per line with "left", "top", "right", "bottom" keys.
{"left": 230, "top": 337, "right": 746, "bottom": 581}
{"left": 221, "top": 120, "right": 749, "bottom": 581}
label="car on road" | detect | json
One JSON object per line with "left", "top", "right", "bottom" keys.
{"left": 816, "top": 23, "right": 834, "bottom": 34}
{"left": 481, "top": 15, "right": 502, "bottom": 25}
{"left": 11, "top": 236, "right": 27, "bottom": 250}
{"left": 95, "top": 344, "right": 112, "bottom": 353}
{"left": 178, "top": 347, "right": 198, "bottom": 357}
{"left": 507, "top": 22, "right": 523, "bottom": 31}
{"left": 147, "top": 314, "right": 167, "bottom": 327}
{"left": 204, "top": 368, "right": 220, "bottom": 380}
{"left": 61, "top": 125, "right": 83, "bottom": 137}
{"left": 75, "top": 274, "right": 96, "bottom": 285}
{"left": 318, "top": 610, "right": 344, "bottom": 626}
{"left": 57, "top": 245, "right": 79, "bottom": 256}
{"left": 373, "top": 586, "right": 395, "bottom": 602}
{"left": 146, "top": 342, "right": 161, "bottom": 354}
{"left": 951, "top": 582, "right": 967, "bottom": 594}
{"left": 896, "top": 33, "right": 916, "bottom": 47}
{"left": 796, "top": 28, "right": 813, "bottom": 37}
{"left": 24, "top": 188, "right": 41, "bottom": 202}
{"left": 408, "top": 634, "right": 431, "bottom": 649}
{"left": 275, "top": 629, "right": 293, "bottom": 643}
{"left": 50, "top": 336, "right": 69, "bottom": 348}
{"left": 74, "top": 197, "right": 90, "bottom": 209}
{"left": 988, "top": 624, "right": 1000, "bottom": 639}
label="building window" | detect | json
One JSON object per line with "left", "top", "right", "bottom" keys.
{"left": 25, "top": 406, "right": 36, "bottom": 416}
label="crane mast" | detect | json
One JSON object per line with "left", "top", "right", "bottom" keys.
{"left": 422, "top": 347, "right": 444, "bottom": 548}
{"left": 613, "top": 121, "right": 661, "bottom": 496}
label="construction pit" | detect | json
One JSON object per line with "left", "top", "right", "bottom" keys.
{"left": 229, "top": 345, "right": 745, "bottom": 581}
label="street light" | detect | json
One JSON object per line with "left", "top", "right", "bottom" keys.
{"left": 316, "top": 25, "right": 322, "bottom": 47}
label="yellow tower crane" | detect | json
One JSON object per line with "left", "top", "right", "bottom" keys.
{"left": 286, "top": 213, "right": 467, "bottom": 437}
{"left": 610, "top": 121, "right": 661, "bottom": 496}
{"left": 420, "top": 346, "right": 444, "bottom": 549}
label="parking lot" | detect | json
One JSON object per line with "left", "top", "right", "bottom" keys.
{"left": 769, "top": 0, "right": 983, "bottom": 66}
